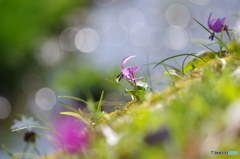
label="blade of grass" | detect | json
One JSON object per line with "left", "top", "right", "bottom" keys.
{"left": 106, "top": 79, "right": 126, "bottom": 90}
{"left": 97, "top": 91, "right": 104, "bottom": 112}
{"left": 162, "top": 62, "right": 174, "bottom": 80}
{"left": 85, "top": 90, "right": 96, "bottom": 113}
{"left": 181, "top": 54, "right": 191, "bottom": 75}
{"left": 192, "top": 41, "right": 216, "bottom": 53}
{"left": 173, "top": 57, "right": 182, "bottom": 71}
{"left": 60, "top": 112, "right": 89, "bottom": 125}
{"left": 1, "top": 144, "right": 15, "bottom": 158}
{"left": 152, "top": 74, "right": 169, "bottom": 88}
{"left": 37, "top": 114, "right": 55, "bottom": 130}
{"left": 162, "top": 63, "right": 181, "bottom": 74}
{"left": 58, "top": 96, "right": 88, "bottom": 104}
{"left": 58, "top": 100, "right": 79, "bottom": 113}
{"left": 153, "top": 53, "right": 206, "bottom": 69}
{"left": 146, "top": 52, "right": 153, "bottom": 92}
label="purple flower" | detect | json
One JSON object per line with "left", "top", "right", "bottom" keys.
{"left": 116, "top": 55, "right": 143, "bottom": 84}
{"left": 53, "top": 115, "right": 89, "bottom": 154}
{"left": 208, "top": 13, "right": 228, "bottom": 40}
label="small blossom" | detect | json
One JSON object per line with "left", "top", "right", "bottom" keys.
{"left": 116, "top": 55, "right": 143, "bottom": 83}
{"left": 11, "top": 116, "right": 39, "bottom": 132}
{"left": 208, "top": 13, "right": 228, "bottom": 40}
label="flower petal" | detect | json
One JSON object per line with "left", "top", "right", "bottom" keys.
{"left": 131, "top": 66, "right": 139, "bottom": 73}
{"left": 208, "top": 13, "right": 228, "bottom": 33}
{"left": 121, "top": 55, "right": 136, "bottom": 69}
{"left": 136, "top": 76, "right": 144, "bottom": 80}
{"left": 208, "top": 12, "right": 213, "bottom": 29}
{"left": 121, "top": 67, "right": 132, "bottom": 76}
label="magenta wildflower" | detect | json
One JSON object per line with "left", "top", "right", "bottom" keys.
{"left": 208, "top": 13, "right": 228, "bottom": 40}
{"left": 53, "top": 115, "right": 89, "bottom": 154}
{"left": 116, "top": 55, "right": 143, "bottom": 85}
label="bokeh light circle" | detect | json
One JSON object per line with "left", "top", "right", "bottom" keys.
{"left": 130, "top": 22, "right": 154, "bottom": 47}
{"left": 35, "top": 87, "right": 56, "bottom": 110}
{"left": 59, "top": 27, "right": 79, "bottom": 52}
{"left": 119, "top": 7, "right": 145, "bottom": 31}
{"left": 0, "top": 97, "right": 11, "bottom": 119}
{"left": 144, "top": 8, "right": 165, "bottom": 32}
{"left": 75, "top": 28, "right": 100, "bottom": 53}
{"left": 165, "top": 4, "right": 190, "bottom": 28}
{"left": 36, "top": 41, "right": 62, "bottom": 66}
{"left": 104, "top": 24, "right": 127, "bottom": 47}
{"left": 165, "top": 26, "right": 188, "bottom": 50}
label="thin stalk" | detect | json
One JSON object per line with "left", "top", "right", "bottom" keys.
{"left": 226, "top": 29, "right": 231, "bottom": 41}
{"left": 146, "top": 52, "right": 153, "bottom": 92}
{"left": 33, "top": 143, "right": 41, "bottom": 156}
{"left": 162, "top": 62, "right": 174, "bottom": 80}
{"left": 132, "top": 73, "right": 136, "bottom": 86}
{"left": 181, "top": 55, "right": 191, "bottom": 76}
{"left": 22, "top": 143, "right": 29, "bottom": 159}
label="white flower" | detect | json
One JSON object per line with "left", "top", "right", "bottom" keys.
{"left": 136, "top": 81, "right": 148, "bottom": 89}
{"left": 11, "top": 116, "right": 39, "bottom": 132}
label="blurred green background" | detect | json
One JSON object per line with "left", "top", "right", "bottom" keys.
{"left": 0, "top": 0, "right": 121, "bottom": 156}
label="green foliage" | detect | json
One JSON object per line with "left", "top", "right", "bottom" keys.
{"left": 80, "top": 51, "right": 240, "bottom": 159}
{"left": 0, "top": 0, "right": 90, "bottom": 103}
{"left": 58, "top": 91, "right": 105, "bottom": 124}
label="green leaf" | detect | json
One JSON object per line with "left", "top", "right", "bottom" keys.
{"left": 60, "top": 112, "right": 89, "bottom": 125}
{"left": 152, "top": 74, "right": 169, "bottom": 88}
{"left": 192, "top": 41, "right": 216, "bottom": 53}
{"left": 1, "top": 144, "right": 15, "bottom": 158}
{"left": 106, "top": 79, "right": 126, "bottom": 90}
{"left": 58, "top": 100, "right": 79, "bottom": 113}
{"left": 58, "top": 96, "right": 88, "bottom": 104}
{"left": 153, "top": 53, "right": 206, "bottom": 69}
{"left": 97, "top": 91, "right": 104, "bottom": 112}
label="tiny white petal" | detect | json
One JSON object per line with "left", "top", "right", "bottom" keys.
{"left": 101, "top": 125, "right": 120, "bottom": 146}
{"left": 136, "top": 81, "right": 148, "bottom": 89}
{"left": 11, "top": 116, "right": 39, "bottom": 132}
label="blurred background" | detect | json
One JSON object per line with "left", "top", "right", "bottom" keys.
{"left": 0, "top": 0, "right": 239, "bottom": 157}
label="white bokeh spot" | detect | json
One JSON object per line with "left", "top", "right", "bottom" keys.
{"left": 35, "top": 87, "right": 56, "bottom": 110}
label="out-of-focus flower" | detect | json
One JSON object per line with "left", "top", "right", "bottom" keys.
{"left": 11, "top": 116, "right": 39, "bottom": 144}
{"left": 53, "top": 115, "right": 89, "bottom": 154}
{"left": 208, "top": 13, "right": 228, "bottom": 40}
{"left": 11, "top": 116, "right": 39, "bottom": 132}
{"left": 116, "top": 55, "right": 143, "bottom": 83}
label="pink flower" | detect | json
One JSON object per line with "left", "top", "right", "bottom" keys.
{"left": 208, "top": 13, "right": 228, "bottom": 40}
{"left": 116, "top": 55, "right": 143, "bottom": 83}
{"left": 53, "top": 115, "right": 89, "bottom": 154}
